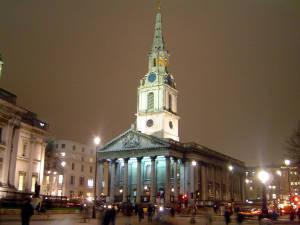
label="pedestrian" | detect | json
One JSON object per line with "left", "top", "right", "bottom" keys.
{"left": 101, "top": 209, "right": 110, "bottom": 225}
{"left": 110, "top": 206, "right": 117, "bottom": 225}
{"left": 147, "top": 204, "right": 154, "bottom": 222}
{"left": 224, "top": 208, "right": 231, "bottom": 225}
{"left": 236, "top": 212, "right": 244, "bottom": 225}
{"left": 21, "top": 197, "right": 34, "bottom": 225}
{"left": 124, "top": 203, "right": 133, "bottom": 225}
{"left": 138, "top": 206, "right": 144, "bottom": 222}
{"left": 290, "top": 209, "right": 295, "bottom": 222}
{"left": 297, "top": 208, "right": 300, "bottom": 220}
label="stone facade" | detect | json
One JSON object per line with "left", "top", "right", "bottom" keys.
{"left": 42, "top": 140, "right": 97, "bottom": 199}
{"left": 0, "top": 88, "right": 48, "bottom": 196}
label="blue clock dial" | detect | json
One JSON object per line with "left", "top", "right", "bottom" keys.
{"left": 148, "top": 72, "right": 156, "bottom": 82}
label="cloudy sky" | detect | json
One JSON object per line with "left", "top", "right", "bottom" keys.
{"left": 0, "top": 0, "right": 299, "bottom": 166}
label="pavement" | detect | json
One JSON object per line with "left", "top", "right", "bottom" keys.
{"left": 0, "top": 213, "right": 299, "bottom": 225}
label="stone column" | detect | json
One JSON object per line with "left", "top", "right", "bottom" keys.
{"left": 212, "top": 166, "right": 216, "bottom": 200}
{"left": 184, "top": 161, "right": 189, "bottom": 194}
{"left": 109, "top": 159, "right": 116, "bottom": 202}
{"left": 136, "top": 157, "right": 142, "bottom": 204}
{"left": 173, "top": 158, "right": 178, "bottom": 202}
{"left": 39, "top": 143, "right": 46, "bottom": 186}
{"left": 201, "top": 164, "right": 207, "bottom": 201}
{"left": 190, "top": 161, "right": 195, "bottom": 194}
{"left": 122, "top": 158, "right": 129, "bottom": 202}
{"left": 26, "top": 140, "right": 35, "bottom": 192}
{"left": 165, "top": 156, "right": 171, "bottom": 205}
{"left": 179, "top": 160, "right": 185, "bottom": 194}
{"left": 98, "top": 160, "right": 104, "bottom": 195}
{"left": 194, "top": 162, "right": 199, "bottom": 194}
{"left": 150, "top": 156, "right": 157, "bottom": 204}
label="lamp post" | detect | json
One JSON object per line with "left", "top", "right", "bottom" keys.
{"left": 92, "top": 136, "right": 101, "bottom": 219}
{"left": 276, "top": 170, "right": 282, "bottom": 200}
{"left": 60, "top": 161, "right": 66, "bottom": 196}
{"left": 284, "top": 159, "right": 291, "bottom": 198}
{"left": 257, "top": 170, "right": 270, "bottom": 217}
{"left": 228, "top": 165, "right": 234, "bottom": 201}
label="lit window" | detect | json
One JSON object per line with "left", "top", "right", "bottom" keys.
{"left": 61, "top": 152, "right": 65, "bottom": 157}
{"left": 70, "top": 175, "right": 75, "bottom": 185}
{"left": 88, "top": 179, "right": 94, "bottom": 187}
{"left": 58, "top": 190, "right": 62, "bottom": 196}
{"left": 58, "top": 175, "right": 63, "bottom": 184}
{"left": 18, "top": 173, "right": 25, "bottom": 191}
{"left": 31, "top": 176, "right": 37, "bottom": 192}
{"left": 46, "top": 176, "right": 49, "bottom": 185}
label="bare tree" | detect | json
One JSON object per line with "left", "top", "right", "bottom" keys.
{"left": 287, "top": 121, "right": 300, "bottom": 163}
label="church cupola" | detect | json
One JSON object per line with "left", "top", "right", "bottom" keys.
{"left": 136, "top": 3, "right": 180, "bottom": 141}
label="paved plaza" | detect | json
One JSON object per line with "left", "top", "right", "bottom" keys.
{"left": 0, "top": 213, "right": 295, "bottom": 225}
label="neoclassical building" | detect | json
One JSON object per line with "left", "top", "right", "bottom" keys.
{"left": 0, "top": 57, "right": 48, "bottom": 197}
{"left": 97, "top": 6, "right": 245, "bottom": 205}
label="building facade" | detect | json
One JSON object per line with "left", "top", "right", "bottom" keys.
{"left": 42, "top": 140, "right": 97, "bottom": 199}
{"left": 97, "top": 6, "right": 246, "bottom": 205}
{"left": 0, "top": 59, "right": 48, "bottom": 196}
{"left": 245, "top": 165, "right": 300, "bottom": 202}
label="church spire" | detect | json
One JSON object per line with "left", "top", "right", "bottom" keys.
{"left": 152, "top": 0, "right": 165, "bottom": 52}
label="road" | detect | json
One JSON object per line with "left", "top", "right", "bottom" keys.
{"left": 0, "top": 213, "right": 283, "bottom": 225}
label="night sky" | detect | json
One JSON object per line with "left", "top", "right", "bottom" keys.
{"left": 0, "top": 0, "right": 299, "bottom": 166}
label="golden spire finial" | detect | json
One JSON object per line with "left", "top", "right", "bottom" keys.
{"left": 156, "top": 0, "right": 161, "bottom": 11}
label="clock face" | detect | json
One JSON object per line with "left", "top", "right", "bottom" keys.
{"left": 146, "top": 119, "right": 154, "bottom": 127}
{"left": 169, "top": 121, "right": 173, "bottom": 129}
{"left": 148, "top": 72, "right": 156, "bottom": 83}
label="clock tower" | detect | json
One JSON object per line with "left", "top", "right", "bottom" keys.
{"left": 136, "top": 5, "right": 179, "bottom": 141}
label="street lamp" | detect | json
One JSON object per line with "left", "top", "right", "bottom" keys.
{"left": 228, "top": 165, "right": 234, "bottom": 201}
{"left": 257, "top": 170, "right": 270, "bottom": 217}
{"left": 92, "top": 136, "right": 101, "bottom": 219}
{"left": 284, "top": 159, "right": 291, "bottom": 198}
{"left": 61, "top": 161, "right": 66, "bottom": 196}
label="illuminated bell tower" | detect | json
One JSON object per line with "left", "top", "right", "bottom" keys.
{"left": 136, "top": 4, "right": 179, "bottom": 141}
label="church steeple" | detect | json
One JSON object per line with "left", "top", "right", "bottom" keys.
{"left": 136, "top": 2, "right": 180, "bottom": 141}
{"left": 152, "top": 3, "right": 165, "bottom": 52}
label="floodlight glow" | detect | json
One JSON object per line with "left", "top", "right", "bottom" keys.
{"left": 258, "top": 170, "right": 270, "bottom": 184}
{"left": 94, "top": 136, "right": 101, "bottom": 145}
{"left": 228, "top": 165, "right": 233, "bottom": 171}
{"left": 192, "top": 160, "right": 197, "bottom": 166}
{"left": 284, "top": 159, "right": 291, "bottom": 166}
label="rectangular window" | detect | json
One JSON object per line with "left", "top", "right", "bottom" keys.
{"left": 61, "top": 144, "right": 65, "bottom": 148}
{"left": 88, "top": 179, "right": 93, "bottom": 188}
{"left": 70, "top": 175, "right": 75, "bottom": 185}
{"left": 72, "top": 163, "right": 75, "bottom": 170}
{"left": 82, "top": 147, "right": 85, "bottom": 153}
{"left": 31, "top": 175, "right": 37, "bottom": 192}
{"left": 55, "top": 144, "right": 58, "bottom": 149}
{"left": 22, "top": 143, "right": 27, "bottom": 157}
{"left": 73, "top": 145, "right": 76, "bottom": 150}
{"left": 58, "top": 189, "right": 62, "bottom": 196}
{"left": 89, "top": 166, "right": 93, "bottom": 173}
{"left": 79, "top": 177, "right": 84, "bottom": 186}
{"left": 46, "top": 176, "right": 50, "bottom": 185}
{"left": 58, "top": 175, "right": 63, "bottom": 184}
{"left": 18, "top": 173, "right": 25, "bottom": 191}
{"left": 81, "top": 157, "right": 84, "bottom": 162}
{"left": 81, "top": 165, "right": 84, "bottom": 172}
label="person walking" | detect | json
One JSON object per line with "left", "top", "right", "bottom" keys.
{"left": 110, "top": 206, "right": 117, "bottom": 225}
{"left": 147, "top": 205, "right": 154, "bottom": 222}
{"left": 138, "top": 206, "right": 144, "bottom": 222}
{"left": 21, "top": 197, "right": 34, "bottom": 225}
{"left": 224, "top": 208, "right": 231, "bottom": 225}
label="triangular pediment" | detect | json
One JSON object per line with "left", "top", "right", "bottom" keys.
{"left": 100, "top": 128, "right": 170, "bottom": 152}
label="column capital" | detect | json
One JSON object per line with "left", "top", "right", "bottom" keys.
{"left": 123, "top": 157, "right": 130, "bottom": 163}
{"left": 150, "top": 156, "right": 157, "bottom": 161}
{"left": 136, "top": 157, "right": 143, "bottom": 162}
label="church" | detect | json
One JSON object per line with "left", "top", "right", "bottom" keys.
{"left": 97, "top": 5, "right": 245, "bottom": 206}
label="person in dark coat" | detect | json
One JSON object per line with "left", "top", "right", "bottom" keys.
{"left": 147, "top": 205, "right": 154, "bottom": 222}
{"left": 236, "top": 213, "right": 244, "bottom": 225}
{"left": 290, "top": 209, "right": 295, "bottom": 222}
{"left": 138, "top": 206, "right": 144, "bottom": 222}
{"left": 21, "top": 198, "right": 34, "bottom": 225}
{"left": 224, "top": 208, "right": 231, "bottom": 225}
{"left": 110, "top": 206, "right": 117, "bottom": 225}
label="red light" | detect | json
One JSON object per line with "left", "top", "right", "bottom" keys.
{"left": 295, "top": 197, "right": 299, "bottom": 202}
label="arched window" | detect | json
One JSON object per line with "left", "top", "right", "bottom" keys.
{"left": 168, "top": 94, "right": 172, "bottom": 111}
{"left": 147, "top": 92, "right": 154, "bottom": 110}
